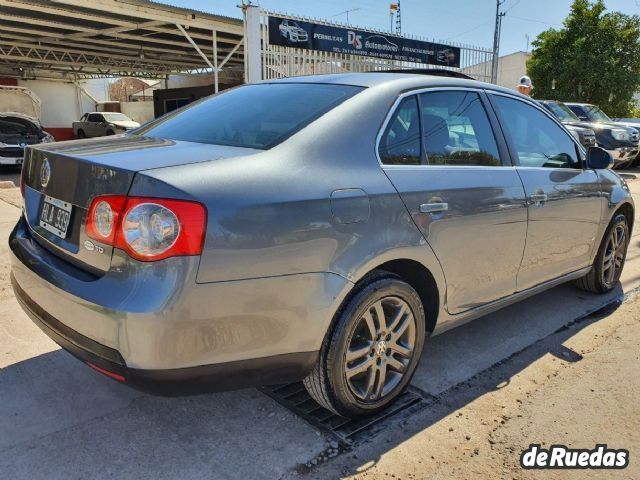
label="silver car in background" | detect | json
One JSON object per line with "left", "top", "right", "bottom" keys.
{"left": 10, "top": 72, "right": 634, "bottom": 418}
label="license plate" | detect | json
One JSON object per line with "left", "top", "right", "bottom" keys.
{"left": 39, "top": 195, "right": 72, "bottom": 239}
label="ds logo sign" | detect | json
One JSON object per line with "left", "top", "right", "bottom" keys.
{"left": 348, "top": 31, "right": 362, "bottom": 49}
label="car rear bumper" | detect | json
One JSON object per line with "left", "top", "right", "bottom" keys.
{"left": 10, "top": 216, "right": 350, "bottom": 393}
{"left": 12, "top": 274, "right": 317, "bottom": 394}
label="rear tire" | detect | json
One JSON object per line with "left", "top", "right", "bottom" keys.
{"left": 303, "top": 271, "right": 426, "bottom": 418}
{"left": 576, "top": 213, "right": 629, "bottom": 293}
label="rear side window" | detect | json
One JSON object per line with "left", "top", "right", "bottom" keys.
{"left": 138, "top": 83, "right": 363, "bottom": 149}
{"left": 492, "top": 95, "right": 579, "bottom": 169}
{"left": 379, "top": 96, "right": 422, "bottom": 165}
{"left": 419, "top": 91, "right": 501, "bottom": 167}
{"left": 88, "top": 114, "right": 102, "bottom": 122}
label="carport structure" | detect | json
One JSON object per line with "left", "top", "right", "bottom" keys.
{"left": 0, "top": 0, "right": 246, "bottom": 91}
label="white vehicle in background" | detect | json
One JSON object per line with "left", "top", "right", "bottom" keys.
{"left": 279, "top": 19, "right": 309, "bottom": 43}
{"left": 73, "top": 112, "right": 140, "bottom": 138}
{"left": 0, "top": 86, "right": 54, "bottom": 166}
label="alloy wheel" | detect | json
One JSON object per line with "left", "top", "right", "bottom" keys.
{"left": 602, "top": 223, "right": 626, "bottom": 287}
{"left": 344, "top": 296, "right": 416, "bottom": 402}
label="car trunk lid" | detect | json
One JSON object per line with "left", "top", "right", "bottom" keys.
{"left": 22, "top": 135, "right": 260, "bottom": 274}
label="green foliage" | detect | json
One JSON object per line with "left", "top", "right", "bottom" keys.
{"left": 527, "top": 0, "right": 640, "bottom": 117}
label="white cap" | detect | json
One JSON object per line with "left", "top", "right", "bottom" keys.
{"left": 518, "top": 75, "right": 533, "bottom": 88}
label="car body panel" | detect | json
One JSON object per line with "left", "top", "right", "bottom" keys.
{"left": 383, "top": 165, "right": 528, "bottom": 313}
{"left": 10, "top": 216, "right": 350, "bottom": 370}
{"left": 512, "top": 167, "right": 603, "bottom": 289}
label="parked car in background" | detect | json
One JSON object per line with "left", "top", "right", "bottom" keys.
{"left": 538, "top": 100, "right": 596, "bottom": 149}
{"left": 73, "top": 112, "right": 140, "bottom": 138}
{"left": 565, "top": 102, "right": 640, "bottom": 168}
{"left": 0, "top": 86, "right": 54, "bottom": 165}
{"left": 11, "top": 73, "right": 633, "bottom": 418}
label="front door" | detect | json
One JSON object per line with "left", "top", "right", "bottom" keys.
{"left": 87, "top": 113, "right": 103, "bottom": 137}
{"left": 488, "top": 94, "right": 603, "bottom": 291}
{"left": 380, "top": 89, "right": 528, "bottom": 314}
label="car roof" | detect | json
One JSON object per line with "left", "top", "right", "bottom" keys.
{"left": 564, "top": 102, "right": 592, "bottom": 107}
{"left": 263, "top": 72, "right": 527, "bottom": 97}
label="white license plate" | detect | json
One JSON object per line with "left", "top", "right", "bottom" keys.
{"left": 39, "top": 195, "right": 72, "bottom": 239}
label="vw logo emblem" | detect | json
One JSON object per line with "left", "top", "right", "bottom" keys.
{"left": 40, "top": 159, "right": 51, "bottom": 188}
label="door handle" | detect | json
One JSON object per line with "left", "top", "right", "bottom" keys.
{"left": 528, "top": 193, "right": 548, "bottom": 205}
{"left": 420, "top": 202, "right": 449, "bottom": 214}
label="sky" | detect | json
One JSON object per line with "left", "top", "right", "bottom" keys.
{"left": 163, "top": 0, "right": 640, "bottom": 54}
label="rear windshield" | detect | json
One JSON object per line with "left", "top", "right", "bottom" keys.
{"left": 137, "top": 83, "right": 364, "bottom": 149}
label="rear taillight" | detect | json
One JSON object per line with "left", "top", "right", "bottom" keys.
{"left": 86, "top": 195, "right": 127, "bottom": 244}
{"left": 86, "top": 195, "right": 206, "bottom": 261}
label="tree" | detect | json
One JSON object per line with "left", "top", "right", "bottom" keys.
{"left": 527, "top": 0, "right": 640, "bottom": 117}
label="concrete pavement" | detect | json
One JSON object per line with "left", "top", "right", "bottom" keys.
{"left": 0, "top": 169, "right": 639, "bottom": 479}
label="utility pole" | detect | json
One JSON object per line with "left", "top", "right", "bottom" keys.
{"left": 491, "top": 0, "right": 506, "bottom": 84}
{"left": 395, "top": 0, "right": 402, "bottom": 35}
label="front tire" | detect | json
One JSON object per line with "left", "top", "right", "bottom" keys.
{"left": 577, "top": 213, "right": 629, "bottom": 293}
{"left": 304, "top": 272, "right": 426, "bottom": 418}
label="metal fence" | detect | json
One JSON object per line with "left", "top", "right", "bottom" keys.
{"left": 260, "top": 11, "right": 494, "bottom": 83}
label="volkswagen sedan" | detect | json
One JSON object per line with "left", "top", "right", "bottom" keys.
{"left": 10, "top": 72, "right": 633, "bottom": 417}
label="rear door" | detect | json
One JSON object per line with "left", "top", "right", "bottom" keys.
{"left": 487, "top": 93, "right": 602, "bottom": 291}
{"left": 380, "top": 88, "right": 528, "bottom": 314}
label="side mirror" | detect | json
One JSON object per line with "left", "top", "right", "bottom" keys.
{"left": 586, "top": 146, "right": 613, "bottom": 170}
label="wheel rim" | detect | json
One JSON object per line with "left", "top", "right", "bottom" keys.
{"left": 602, "top": 224, "right": 626, "bottom": 287}
{"left": 344, "top": 296, "right": 416, "bottom": 403}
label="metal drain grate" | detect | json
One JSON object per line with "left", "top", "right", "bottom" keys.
{"left": 259, "top": 382, "right": 436, "bottom": 445}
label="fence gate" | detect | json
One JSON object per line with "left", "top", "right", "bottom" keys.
{"left": 258, "top": 10, "right": 494, "bottom": 83}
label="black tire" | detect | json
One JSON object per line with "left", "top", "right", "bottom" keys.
{"left": 77, "top": 129, "right": 86, "bottom": 139}
{"left": 576, "top": 213, "right": 629, "bottom": 293}
{"left": 303, "top": 271, "right": 426, "bottom": 418}
{"left": 106, "top": 130, "right": 115, "bottom": 136}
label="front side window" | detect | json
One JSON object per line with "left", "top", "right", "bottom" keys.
{"left": 419, "top": 91, "right": 501, "bottom": 166}
{"left": 379, "top": 96, "right": 421, "bottom": 165}
{"left": 492, "top": 95, "right": 579, "bottom": 169}
{"left": 138, "top": 83, "right": 363, "bottom": 149}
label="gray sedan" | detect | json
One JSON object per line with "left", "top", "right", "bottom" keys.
{"left": 10, "top": 72, "right": 633, "bottom": 418}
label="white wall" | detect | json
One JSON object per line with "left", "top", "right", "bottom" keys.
{"left": 461, "top": 51, "right": 531, "bottom": 90}
{"left": 497, "top": 52, "right": 531, "bottom": 90}
{"left": 82, "top": 78, "right": 110, "bottom": 103}
{"left": 16, "top": 79, "right": 93, "bottom": 128}
{"left": 120, "top": 101, "right": 154, "bottom": 124}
